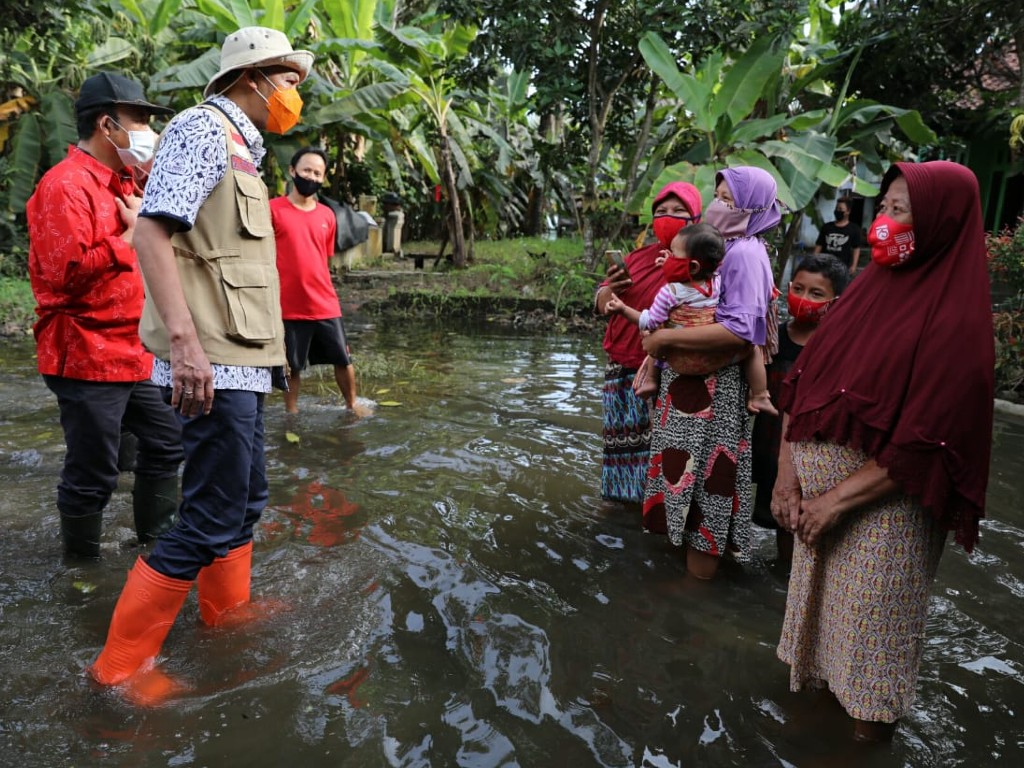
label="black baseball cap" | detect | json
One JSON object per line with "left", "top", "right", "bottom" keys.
{"left": 74, "top": 73, "right": 174, "bottom": 116}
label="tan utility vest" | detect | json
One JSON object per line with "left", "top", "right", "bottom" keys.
{"left": 140, "top": 104, "right": 285, "bottom": 367}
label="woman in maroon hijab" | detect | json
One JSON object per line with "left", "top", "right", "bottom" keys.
{"left": 773, "top": 161, "right": 995, "bottom": 741}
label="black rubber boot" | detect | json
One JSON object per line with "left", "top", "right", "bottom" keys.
{"left": 132, "top": 474, "right": 178, "bottom": 544}
{"left": 60, "top": 510, "right": 103, "bottom": 559}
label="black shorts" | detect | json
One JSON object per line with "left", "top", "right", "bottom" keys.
{"left": 284, "top": 318, "right": 352, "bottom": 373}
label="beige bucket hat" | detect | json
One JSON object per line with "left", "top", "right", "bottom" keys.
{"left": 204, "top": 26, "right": 314, "bottom": 98}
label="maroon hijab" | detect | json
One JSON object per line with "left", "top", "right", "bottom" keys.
{"left": 780, "top": 161, "right": 994, "bottom": 550}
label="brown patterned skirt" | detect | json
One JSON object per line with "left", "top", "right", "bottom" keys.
{"left": 777, "top": 441, "right": 947, "bottom": 722}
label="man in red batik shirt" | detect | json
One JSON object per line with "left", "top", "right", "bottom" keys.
{"left": 27, "top": 73, "right": 183, "bottom": 559}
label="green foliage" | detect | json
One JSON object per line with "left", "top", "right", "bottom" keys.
{"left": 987, "top": 220, "right": 1024, "bottom": 394}
{"left": 988, "top": 219, "right": 1024, "bottom": 309}
{"left": 992, "top": 311, "right": 1024, "bottom": 395}
{"left": 0, "top": 216, "right": 29, "bottom": 278}
{"left": 639, "top": 30, "right": 937, "bottom": 214}
{"left": 837, "top": 0, "right": 1022, "bottom": 134}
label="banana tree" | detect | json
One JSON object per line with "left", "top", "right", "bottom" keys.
{"left": 374, "top": 13, "right": 478, "bottom": 267}
{"left": 0, "top": 11, "right": 111, "bottom": 213}
{"left": 636, "top": 30, "right": 936, "bottom": 277}
{"left": 301, "top": 0, "right": 410, "bottom": 198}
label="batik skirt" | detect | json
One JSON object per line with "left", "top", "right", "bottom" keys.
{"left": 601, "top": 361, "right": 651, "bottom": 503}
{"left": 641, "top": 363, "right": 752, "bottom": 556}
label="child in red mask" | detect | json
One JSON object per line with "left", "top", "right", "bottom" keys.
{"left": 750, "top": 253, "right": 848, "bottom": 564}
{"left": 606, "top": 224, "right": 775, "bottom": 414}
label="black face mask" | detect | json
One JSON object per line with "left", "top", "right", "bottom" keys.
{"left": 834, "top": 207, "right": 847, "bottom": 220}
{"left": 293, "top": 175, "right": 322, "bottom": 198}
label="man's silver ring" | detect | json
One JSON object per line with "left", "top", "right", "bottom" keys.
{"left": 183, "top": 390, "right": 194, "bottom": 397}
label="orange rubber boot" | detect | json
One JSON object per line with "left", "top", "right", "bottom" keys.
{"left": 89, "top": 556, "right": 192, "bottom": 706}
{"left": 197, "top": 541, "right": 253, "bottom": 627}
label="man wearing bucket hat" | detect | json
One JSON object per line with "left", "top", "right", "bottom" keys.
{"left": 27, "top": 73, "right": 183, "bottom": 562}
{"left": 89, "top": 28, "right": 313, "bottom": 704}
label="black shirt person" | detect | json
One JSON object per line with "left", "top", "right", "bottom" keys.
{"left": 814, "top": 196, "right": 862, "bottom": 274}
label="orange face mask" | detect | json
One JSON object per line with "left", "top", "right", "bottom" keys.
{"left": 257, "top": 71, "right": 303, "bottom": 134}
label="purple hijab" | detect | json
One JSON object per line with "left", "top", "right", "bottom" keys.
{"left": 714, "top": 167, "right": 780, "bottom": 345}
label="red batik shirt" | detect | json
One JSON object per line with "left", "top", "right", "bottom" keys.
{"left": 27, "top": 146, "right": 153, "bottom": 381}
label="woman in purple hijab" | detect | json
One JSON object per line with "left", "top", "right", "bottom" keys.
{"left": 641, "top": 166, "right": 781, "bottom": 579}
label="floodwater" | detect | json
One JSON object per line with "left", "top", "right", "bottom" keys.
{"left": 1, "top": 315, "right": 1022, "bottom": 768}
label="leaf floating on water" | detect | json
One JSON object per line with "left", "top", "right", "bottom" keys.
{"left": 72, "top": 580, "right": 96, "bottom": 594}
{"left": 375, "top": 388, "right": 390, "bottom": 395}
{"left": 502, "top": 378, "right": 526, "bottom": 384}
{"left": 378, "top": 401, "right": 403, "bottom": 407}
{"left": 285, "top": 431, "right": 301, "bottom": 444}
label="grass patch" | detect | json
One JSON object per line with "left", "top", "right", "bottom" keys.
{"left": 0, "top": 277, "right": 35, "bottom": 334}
{"left": 396, "top": 236, "right": 602, "bottom": 313}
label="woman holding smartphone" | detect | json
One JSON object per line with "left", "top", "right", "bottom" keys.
{"left": 594, "top": 181, "right": 703, "bottom": 504}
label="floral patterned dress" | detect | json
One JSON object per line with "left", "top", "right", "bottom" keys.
{"left": 777, "top": 441, "right": 947, "bottom": 722}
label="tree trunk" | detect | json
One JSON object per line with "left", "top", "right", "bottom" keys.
{"left": 582, "top": 0, "right": 642, "bottom": 270}
{"left": 775, "top": 210, "right": 804, "bottom": 285}
{"left": 439, "top": 129, "right": 466, "bottom": 268}
{"left": 524, "top": 185, "right": 543, "bottom": 237}
{"left": 602, "top": 76, "right": 661, "bottom": 256}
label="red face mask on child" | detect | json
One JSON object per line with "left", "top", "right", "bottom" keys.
{"left": 867, "top": 214, "right": 915, "bottom": 267}
{"left": 663, "top": 257, "right": 697, "bottom": 284}
{"left": 787, "top": 289, "right": 833, "bottom": 324}
{"left": 652, "top": 215, "right": 692, "bottom": 247}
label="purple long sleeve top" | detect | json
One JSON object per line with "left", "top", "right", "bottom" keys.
{"left": 715, "top": 238, "right": 775, "bottom": 345}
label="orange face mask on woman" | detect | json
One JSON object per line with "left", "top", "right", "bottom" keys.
{"left": 257, "top": 71, "right": 303, "bottom": 134}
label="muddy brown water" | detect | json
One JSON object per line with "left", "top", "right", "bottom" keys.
{"left": 1, "top": 315, "right": 1022, "bottom": 767}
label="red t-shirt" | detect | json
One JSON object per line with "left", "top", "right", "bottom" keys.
{"left": 270, "top": 196, "right": 341, "bottom": 320}
{"left": 602, "top": 242, "right": 667, "bottom": 369}
{"left": 27, "top": 146, "right": 153, "bottom": 381}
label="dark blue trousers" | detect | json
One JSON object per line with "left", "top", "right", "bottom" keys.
{"left": 147, "top": 390, "right": 267, "bottom": 581}
{"left": 43, "top": 376, "right": 183, "bottom": 518}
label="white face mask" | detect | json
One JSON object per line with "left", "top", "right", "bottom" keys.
{"left": 106, "top": 119, "right": 158, "bottom": 166}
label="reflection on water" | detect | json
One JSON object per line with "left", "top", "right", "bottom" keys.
{"left": 1, "top": 318, "right": 1023, "bottom": 767}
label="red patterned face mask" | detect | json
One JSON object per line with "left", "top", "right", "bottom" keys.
{"left": 867, "top": 214, "right": 915, "bottom": 267}
{"left": 787, "top": 290, "right": 833, "bottom": 324}
{"left": 652, "top": 214, "right": 692, "bottom": 247}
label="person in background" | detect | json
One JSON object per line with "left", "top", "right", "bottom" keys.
{"left": 814, "top": 196, "right": 863, "bottom": 275}
{"left": 640, "top": 167, "right": 781, "bottom": 580}
{"left": 750, "top": 253, "right": 848, "bottom": 566}
{"left": 594, "top": 182, "right": 703, "bottom": 505}
{"left": 26, "top": 72, "right": 182, "bottom": 560}
{"left": 272, "top": 146, "right": 369, "bottom": 417}
{"left": 88, "top": 27, "right": 313, "bottom": 705}
{"left": 773, "top": 161, "right": 994, "bottom": 741}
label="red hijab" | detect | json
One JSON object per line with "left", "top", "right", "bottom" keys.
{"left": 603, "top": 182, "right": 703, "bottom": 368}
{"left": 780, "top": 161, "right": 994, "bottom": 550}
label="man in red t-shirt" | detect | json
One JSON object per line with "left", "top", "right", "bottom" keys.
{"left": 27, "top": 73, "right": 183, "bottom": 558}
{"left": 271, "top": 147, "right": 367, "bottom": 416}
